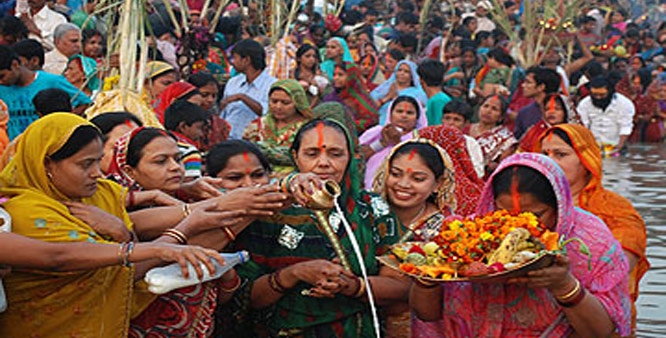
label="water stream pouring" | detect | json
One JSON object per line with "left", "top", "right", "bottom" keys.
{"left": 305, "top": 180, "right": 381, "bottom": 338}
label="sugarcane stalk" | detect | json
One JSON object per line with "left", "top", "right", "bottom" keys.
{"left": 137, "top": 3, "right": 149, "bottom": 95}
{"left": 416, "top": 0, "right": 433, "bottom": 56}
{"left": 118, "top": 0, "right": 133, "bottom": 105}
{"left": 161, "top": 0, "right": 183, "bottom": 36}
{"left": 282, "top": 0, "right": 301, "bottom": 39}
{"left": 209, "top": 0, "right": 231, "bottom": 33}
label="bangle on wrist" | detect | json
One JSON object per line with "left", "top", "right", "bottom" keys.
{"left": 181, "top": 203, "right": 192, "bottom": 220}
{"left": 557, "top": 287, "right": 586, "bottom": 308}
{"left": 268, "top": 269, "right": 288, "bottom": 294}
{"left": 220, "top": 270, "right": 241, "bottom": 293}
{"left": 163, "top": 228, "right": 188, "bottom": 245}
{"left": 353, "top": 277, "right": 366, "bottom": 298}
{"left": 554, "top": 278, "right": 580, "bottom": 301}
{"left": 223, "top": 227, "right": 236, "bottom": 241}
{"left": 128, "top": 190, "right": 136, "bottom": 207}
{"left": 121, "top": 242, "right": 134, "bottom": 267}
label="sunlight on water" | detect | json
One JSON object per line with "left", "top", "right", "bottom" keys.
{"left": 602, "top": 145, "right": 666, "bottom": 337}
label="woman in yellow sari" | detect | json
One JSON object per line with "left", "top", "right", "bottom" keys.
{"left": 0, "top": 114, "right": 233, "bottom": 337}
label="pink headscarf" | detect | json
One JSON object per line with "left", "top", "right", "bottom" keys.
{"left": 413, "top": 153, "right": 631, "bottom": 338}
{"left": 359, "top": 94, "right": 428, "bottom": 189}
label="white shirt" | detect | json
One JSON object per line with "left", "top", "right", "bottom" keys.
{"left": 577, "top": 93, "right": 635, "bottom": 146}
{"left": 464, "top": 135, "right": 485, "bottom": 180}
{"left": 43, "top": 48, "right": 68, "bottom": 75}
{"left": 16, "top": 5, "right": 67, "bottom": 52}
{"left": 221, "top": 69, "right": 277, "bottom": 139}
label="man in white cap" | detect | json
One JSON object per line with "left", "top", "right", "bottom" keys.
{"left": 463, "top": 1, "right": 496, "bottom": 33}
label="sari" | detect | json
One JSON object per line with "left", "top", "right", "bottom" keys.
{"left": 320, "top": 37, "right": 354, "bottom": 80}
{"left": 267, "top": 36, "right": 298, "bottom": 80}
{"left": 85, "top": 90, "right": 164, "bottom": 128}
{"left": 243, "top": 79, "right": 313, "bottom": 176}
{"left": 359, "top": 94, "right": 428, "bottom": 189}
{"left": 418, "top": 125, "right": 484, "bottom": 217}
{"left": 232, "top": 103, "right": 400, "bottom": 338}
{"left": 104, "top": 128, "right": 221, "bottom": 338}
{"left": 414, "top": 152, "right": 631, "bottom": 338}
{"left": 322, "top": 62, "right": 379, "bottom": 133}
{"left": 0, "top": 113, "right": 140, "bottom": 337}
{"left": 152, "top": 82, "right": 199, "bottom": 124}
{"left": 360, "top": 54, "right": 385, "bottom": 92}
{"left": 370, "top": 60, "right": 429, "bottom": 124}
{"left": 535, "top": 124, "right": 648, "bottom": 332}
{"left": 471, "top": 124, "right": 518, "bottom": 170}
{"left": 371, "top": 138, "right": 457, "bottom": 338}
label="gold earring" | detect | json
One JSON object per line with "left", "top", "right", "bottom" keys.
{"left": 47, "top": 172, "right": 53, "bottom": 180}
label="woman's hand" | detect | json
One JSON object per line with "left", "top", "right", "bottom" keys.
{"left": 287, "top": 173, "right": 325, "bottom": 207}
{"left": 180, "top": 204, "right": 248, "bottom": 235}
{"left": 139, "top": 242, "right": 225, "bottom": 280}
{"left": 128, "top": 190, "right": 181, "bottom": 207}
{"left": 507, "top": 254, "right": 575, "bottom": 295}
{"left": 281, "top": 259, "right": 355, "bottom": 297}
{"left": 206, "top": 184, "right": 288, "bottom": 216}
{"left": 64, "top": 201, "right": 132, "bottom": 242}
{"left": 381, "top": 124, "right": 403, "bottom": 146}
{"left": 181, "top": 177, "right": 224, "bottom": 200}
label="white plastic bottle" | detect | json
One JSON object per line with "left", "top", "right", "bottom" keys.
{"left": 0, "top": 207, "right": 11, "bottom": 313}
{"left": 145, "top": 251, "right": 249, "bottom": 294}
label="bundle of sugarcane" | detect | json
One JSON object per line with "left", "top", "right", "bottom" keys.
{"left": 487, "top": 0, "right": 582, "bottom": 68}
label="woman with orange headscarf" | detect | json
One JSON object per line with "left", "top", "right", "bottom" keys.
{"left": 536, "top": 124, "right": 648, "bottom": 334}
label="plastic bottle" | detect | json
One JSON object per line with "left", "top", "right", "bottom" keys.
{"left": 145, "top": 251, "right": 249, "bottom": 294}
{"left": 0, "top": 207, "right": 11, "bottom": 313}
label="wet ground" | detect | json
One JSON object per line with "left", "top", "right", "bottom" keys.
{"left": 602, "top": 144, "right": 666, "bottom": 337}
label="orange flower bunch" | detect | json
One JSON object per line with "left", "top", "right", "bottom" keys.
{"left": 433, "top": 210, "right": 554, "bottom": 264}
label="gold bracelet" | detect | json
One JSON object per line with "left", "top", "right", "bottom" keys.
{"left": 353, "top": 277, "right": 366, "bottom": 298}
{"left": 555, "top": 278, "right": 580, "bottom": 301}
{"left": 223, "top": 227, "right": 236, "bottom": 241}
{"left": 163, "top": 228, "right": 188, "bottom": 244}
{"left": 182, "top": 203, "right": 192, "bottom": 219}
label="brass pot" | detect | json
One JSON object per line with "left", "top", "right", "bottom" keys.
{"left": 305, "top": 180, "right": 341, "bottom": 210}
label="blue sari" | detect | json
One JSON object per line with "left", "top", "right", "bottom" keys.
{"left": 370, "top": 60, "right": 428, "bottom": 124}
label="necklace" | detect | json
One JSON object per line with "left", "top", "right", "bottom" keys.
{"left": 397, "top": 203, "right": 427, "bottom": 244}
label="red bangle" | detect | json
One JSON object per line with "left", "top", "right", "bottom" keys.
{"left": 557, "top": 288, "right": 587, "bottom": 308}
{"left": 128, "top": 190, "right": 135, "bottom": 207}
{"left": 220, "top": 270, "right": 241, "bottom": 292}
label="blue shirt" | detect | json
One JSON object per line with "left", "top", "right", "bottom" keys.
{"left": 220, "top": 69, "right": 276, "bottom": 139}
{"left": 0, "top": 71, "right": 91, "bottom": 140}
{"left": 513, "top": 102, "right": 542, "bottom": 140}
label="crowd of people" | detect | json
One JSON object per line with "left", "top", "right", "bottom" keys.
{"left": 0, "top": 0, "right": 659, "bottom": 336}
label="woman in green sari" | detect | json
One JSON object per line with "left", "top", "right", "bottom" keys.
{"left": 243, "top": 79, "right": 312, "bottom": 177}
{"left": 234, "top": 102, "right": 407, "bottom": 337}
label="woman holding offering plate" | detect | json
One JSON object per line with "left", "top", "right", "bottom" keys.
{"left": 409, "top": 153, "right": 630, "bottom": 337}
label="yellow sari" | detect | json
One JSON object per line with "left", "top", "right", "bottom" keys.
{"left": 0, "top": 114, "right": 142, "bottom": 337}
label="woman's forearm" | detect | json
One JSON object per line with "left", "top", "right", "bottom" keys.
{"left": 131, "top": 206, "right": 186, "bottom": 240}
{"left": 409, "top": 282, "right": 443, "bottom": 322}
{"left": 562, "top": 292, "right": 615, "bottom": 337}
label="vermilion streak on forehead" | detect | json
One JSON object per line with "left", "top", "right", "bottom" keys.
{"left": 406, "top": 149, "right": 416, "bottom": 173}
{"left": 511, "top": 168, "right": 520, "bottom": 213}
{"left": 316, "top": 122, "right": 325, "bottom": 150}
{"left": 243, "top": 151, "right": 251, "bottom": 174}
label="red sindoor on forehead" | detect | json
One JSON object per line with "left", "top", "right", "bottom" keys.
{"left": 316, "top": 121, "right": 326, "bottom": 150}
{"left": 510, "top": 167, "right": 520, "bottom": 213}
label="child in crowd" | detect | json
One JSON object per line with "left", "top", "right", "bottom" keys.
{"left": 441, "top": 100, "right": 485, "bottom": 178}
{"left": 164, "top": 101, "right": 207, "bottom": 180}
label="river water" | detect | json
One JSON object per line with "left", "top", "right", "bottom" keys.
{"left": 602, "top": 144, "right": 666, "bottom": 337}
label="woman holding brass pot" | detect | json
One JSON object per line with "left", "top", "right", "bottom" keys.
{"left": 233, "top": 103, "right": 409, "bottom": 338}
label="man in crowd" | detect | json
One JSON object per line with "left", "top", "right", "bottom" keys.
{"left": 577, "top": 76, "right": 635, "bottom": 155}
{"left": 13, "top": 39, "right": 45, "bottom": 71}
{"left": 513, "top": 67, "right": 561, "bottom": 139}
{"left": 43, "top": 23, "right": 81, "bottom": 75}
{"left": 0, "top": 45, "right": 90, "bottom": 140}
{"left": 16, "top": 0, "right": 67, "bottom": 51}
{"left": 220, "top": 39, "right": 276, "bottom": 139}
